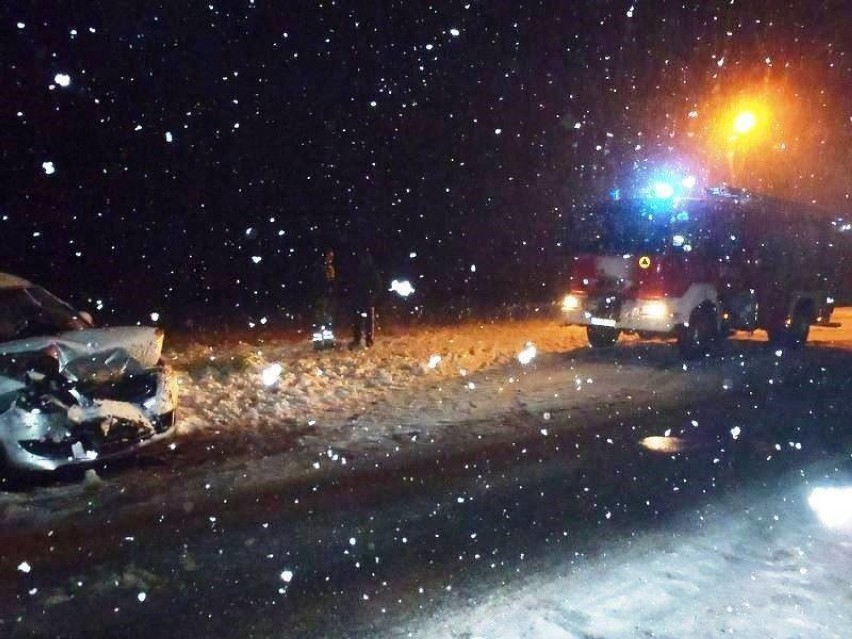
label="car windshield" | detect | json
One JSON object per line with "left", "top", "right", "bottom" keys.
{"left": 573, "top": 198, "right": 711, "bottom": 255}
{"left": 0, "top": 287, "right": 87, "bottom": 341}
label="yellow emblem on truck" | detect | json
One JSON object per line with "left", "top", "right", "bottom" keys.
{"left": 638, "top": 255, "right": 651, "bottom": 269}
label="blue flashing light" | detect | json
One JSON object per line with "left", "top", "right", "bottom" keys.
{"left": 652, "top": 181, "right": 675, "bottom": 199}
{"left": 614, "top": 171, "right": 699, "bottom": 202}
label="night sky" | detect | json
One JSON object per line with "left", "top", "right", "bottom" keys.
{"left": 4, "top": 1, "right": 852, "bottom": 325}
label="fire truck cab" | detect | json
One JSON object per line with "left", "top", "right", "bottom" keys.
{"left": 560, "top": 186, "right": 848, "bottom": 357}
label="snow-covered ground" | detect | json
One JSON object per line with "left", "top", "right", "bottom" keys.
{"left": 163, "top": 311, "right": 622, "bottom": 474}
{"left": 167, "top": 308, "right": 850, "bottom": 466}
{"left": 171, "top": 313, "right": 753, "bottom": 448}
{"left": 169, "top": 311, "right": 850, "bottom": 639}
{"left": 173, "top": 308, "right": 852, "bottom": 436}
{"left": 401, "top": 471, "right": 852, "bottom": 639}
{"left": 169, "top": 312, "right": 595, "bottom": 440}
{"left": 3, "top": 309, "right": 851, "bottom": 528}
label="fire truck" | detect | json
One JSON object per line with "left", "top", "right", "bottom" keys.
{"left": 560, "top": 185, "right": 850, "bottom": 357}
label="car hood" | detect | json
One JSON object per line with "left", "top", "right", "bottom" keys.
{"left": 0, "top": 326, "right": 165, "bottom": 370}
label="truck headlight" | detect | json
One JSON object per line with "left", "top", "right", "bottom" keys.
{"left": 639, "top": 299, "right": 669, "bottom": 319}
{"left": 562, "top": 294, "right": 582, "bottom": 311}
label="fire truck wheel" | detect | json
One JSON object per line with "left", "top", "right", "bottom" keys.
{"left": 586, "top": 325, "right": 620, "bottom": 348}
{"left": 768, "top": 308, "right": 811, "bottom": 348}
{"left": 678, "top": 306, "right": 718, "bottom": 359}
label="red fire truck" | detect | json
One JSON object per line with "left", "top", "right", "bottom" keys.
{"left": 560, "top": 186, "right": 850, "bottom": 357}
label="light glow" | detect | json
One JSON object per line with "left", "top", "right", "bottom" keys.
{"left": 312, "top": 327, "right": 334, "bottom": 343}
{"left": 517, "top": 342, "right": 537, "bottom": 365}
{"left": 562, "top": 294, "right": 582, "bottom": 311}
{"left": 390, "top": 279, "right": 415, "bottom": 298}
{"left": 261, "top": 363, "right": 283, "bottom": 387}
{"left": 639, "top": 299, "right": 669, "bottom": 319}
{"left": 640, "top": 436, "right": 685, "bottom": 453}
{"left": 652, "top": 181, "right": 675, "bottom": 199}
{"left": 733, "top": 110, "right": 757, "bottom": 134}
{"left": 808, "top": 486, "right": 852, "bottom": 529}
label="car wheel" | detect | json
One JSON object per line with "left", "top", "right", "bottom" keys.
{"left": 678, "top": 306, "right": 717, "bottom": 359}
{"left": 587, "top": 325, "right": 620, "bottom": 348}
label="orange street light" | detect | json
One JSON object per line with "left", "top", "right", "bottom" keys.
{"left": 728, "top": 109, "right": 761, "bottom": 184}
{"left": 733, "top": 110, "right": 757, "bottom": 135}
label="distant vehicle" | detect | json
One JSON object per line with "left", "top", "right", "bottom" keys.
{"left": 560, "top": 186, "right": 851, "bottom": 357}
{"left": 0, "top": 273, "right": 177, "bottom": 475}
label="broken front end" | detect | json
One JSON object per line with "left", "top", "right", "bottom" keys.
{"left": 0, "top": 345, "right": 177, "bottom": 473}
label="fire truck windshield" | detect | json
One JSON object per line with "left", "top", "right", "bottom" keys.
{"left": 573, "top": 198, "right": 708, "bottom": 255}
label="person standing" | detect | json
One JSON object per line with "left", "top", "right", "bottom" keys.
{"left": 311, "top": 248, "right": 337, "bottom": 350}
{"left": 347, "top": 247, "right": 382, "bottom": 349}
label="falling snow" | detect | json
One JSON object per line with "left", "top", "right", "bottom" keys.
{"left": 4, "top": 1, "right": 851, "bottom": 326}
{"left": 4, "top": 3, "right": 852, "bottom": 635}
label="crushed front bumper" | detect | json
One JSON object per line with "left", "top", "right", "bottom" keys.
{"left": 0, "top": 367, "right": 178, "bottom": 473}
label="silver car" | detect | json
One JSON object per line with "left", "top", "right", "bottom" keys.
{"left": 0, "top": 273, "right": 178, "bottom": 475}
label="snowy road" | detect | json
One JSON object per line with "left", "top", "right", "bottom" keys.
{"left": 2, "top": 314, "right": 852, "bottom": 637}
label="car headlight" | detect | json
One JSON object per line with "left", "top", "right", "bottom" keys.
{"left": 639, "top": 299, "right": 669, "bottom": 319}
{"left": 562, "top": 294, "right": 582, "bottom": 311}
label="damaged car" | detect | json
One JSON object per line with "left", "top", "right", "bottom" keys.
{"left": 0, "top": 273, "right": 177, "bottom": 475}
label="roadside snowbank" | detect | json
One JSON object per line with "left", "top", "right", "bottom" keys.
{"left": 168, "top": 310, "right": 851, "bottom": 456}
{"left": 168, "top": 316, "right": 591, "bottom": 445}
{"left": 167, "top": 319, "right": 584, "bottom": 435}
